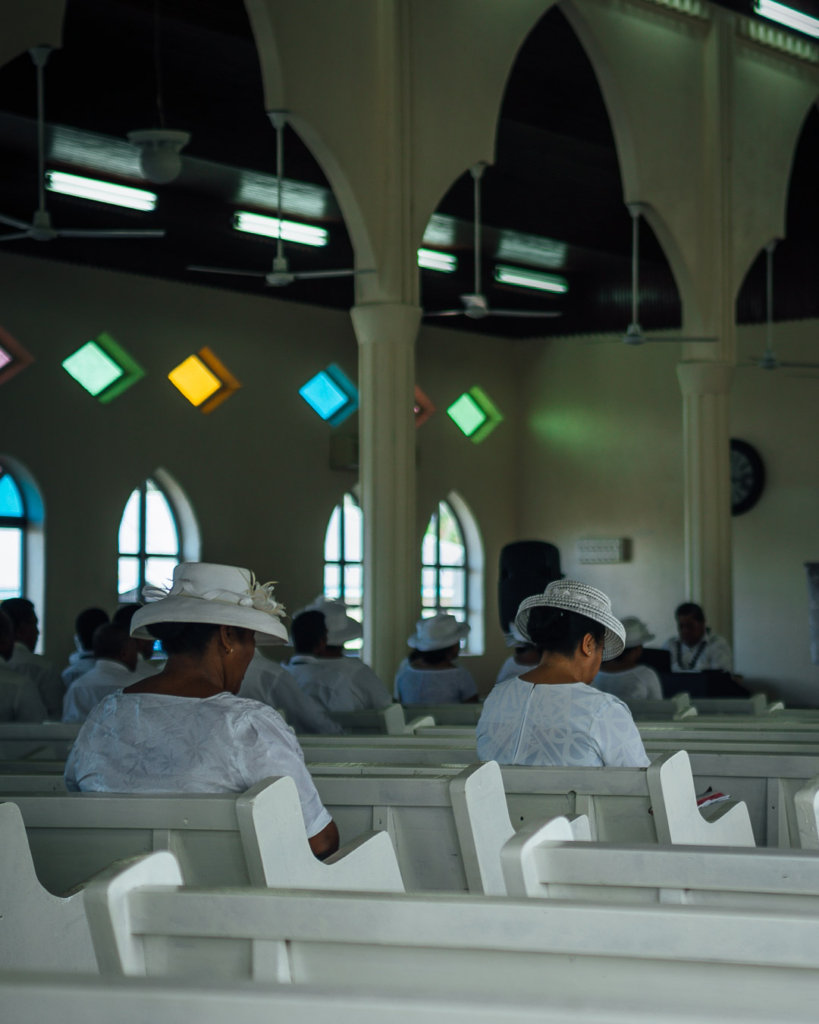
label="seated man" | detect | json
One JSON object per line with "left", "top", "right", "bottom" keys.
{"left": 239, "top": 648, "right": 344, "bottom": 734}
{"left": 0, "top": 610, "right": 47, "bottom": 721}
{"left": 284, "top": 605, "right": 391, "bottom": 712}
{"left": 61, "top": 606, "right": 109, "bottom": 689}
{"left": 593, "top": 616, "right": 663, "bottom": 700}
{"left": 0, "top": 597, "right": 63, "bottom": 718}
{"left": 663, "top": 602, "right": 733, "bottom": 673}
{"left": 62, "top": 623, "right": 138, "bottom": 723}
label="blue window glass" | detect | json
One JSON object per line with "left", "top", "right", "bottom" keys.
{"left": 0, "top": 472, "right": 24, "bottom": 517}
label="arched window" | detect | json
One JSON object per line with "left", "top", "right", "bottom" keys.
{"left": 421, "top": 493, "right": 484, "bottom": 655}
{"left": 0, "top": 462, "right": 26, "bottom": 600}
{"left": 117, "top": 476, "right": 184, "bottom": 601}
{"left": 323, "top": 491, "right": 363, "bottom": 648}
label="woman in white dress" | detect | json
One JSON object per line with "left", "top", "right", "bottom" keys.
{"left": 477, "top": 580, "right": 649, "bottom": 768}
{"left": 394, "top": 612, "right": 478, "bottom": 705}
{"left": 64, "top": 562, "right": 339, "bottom": 860}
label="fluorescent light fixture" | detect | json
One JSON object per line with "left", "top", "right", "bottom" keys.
{"left": 447, "top": 386, "right": 503, "bottom": 444}
{"left": 233, "top": 211, "right": 328, "bottom": 247}
{"left": 168, "top": 346, "right": 241, "bottom": 414}
{"left": 496, "top": 230, "right": 568, "bottom": 269}
{"left": 417, "top": 248, "right": 457, "bottom": 273}
{"left": 494, "top": 264, "right": 569, "bottom": 294}
{"left": 422, "top": 214, "right": 457, "bottom": 247}
{"left": 236, "top": 172, "right": 330, "bottom": 219}
{"left": 0, "top": 326, "right": 34, "bottom": 387}
{"left": 62, "top": 332, "right": 145, "bottom": 403}
{"left": 754, "top": 0, "right": 819, "bottom": 37}
{"left": 299, "top": 363, "right": 358, "bottom": 426}
{"left": 46, "top": 170, "right": 157, "bottom": 211}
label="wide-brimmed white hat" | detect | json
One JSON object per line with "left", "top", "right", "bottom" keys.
{"left": 408, "top": 612, "right": 469, "bottom": 652}
{"left": 299, "top": 595, "right": 362, "bottom": 646}
{"left": 131, "top": 563, "right": 289, "bottom": 645}
{"left": 514, "top": 580, "right": 625, "bottom": 660}
{"left": 620, "top": 616, "right": 654, "bottom": 649}
{"left": 503, "top": 622, "right": 531, "bottom": 648}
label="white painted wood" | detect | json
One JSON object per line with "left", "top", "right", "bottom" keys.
{"left": 235, "top": 776, "right": 404, "bottom": 891}
{"left": 646, "top": 750, "right": 755, "bottom": 846}
{"left": 449, "top": 761, "right": 589, "bottom": 894}
{"left": 0, "top": 801, "right": 97, "bottom": 972}
{"left": 7, "top": 970, "right": 819, "bottom": 1024}
{"left": 624, "top": 693, "right": 697, "bottom": 720}
{"left": 502, "top": 837, "right": 819, "bottom": 910}
{"left": 82, "top": 853, "right": 819, "bottom": 997}
{"left": 794, "top": 776, "right": 819, "bottom": 850}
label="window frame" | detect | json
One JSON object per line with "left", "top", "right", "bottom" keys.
{"left": 322, "top": 490, "right": 363, "bottom": 648}
{"left": 0, "top": 462, "right": 27, "bottom": 600}
{"left": 117, "top": 476, "right": 182, "bottom": 602}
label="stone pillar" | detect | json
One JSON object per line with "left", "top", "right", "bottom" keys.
{"left": 675, "top": 361, "right": 734, "bottom": 638}
{"left": 350, "top": 302, "right": 421, "bottom": 686}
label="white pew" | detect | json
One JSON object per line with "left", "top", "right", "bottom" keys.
{"left": 0, "top": 802, "right": 97, "bottom": 971}
{"left": 692, "top": 694, "right": 785, "bottom": 715}
{"left": 3, "top": 777, "right": 404, "bottom": 896}
{"left": 7, "top": 971, "right": 818, "bottom": 1024}
{"left": 328, "top": 704, "right": 436, "bottom": 735}
{"left": 623, "top": 693, "right": 697, "bottom": 720}
{"left": 399, "top": 702, "right": 483, "bottom": 726}
{"left": 794, "top": 776, "right": 819, "bottom": 849}
{"left": 501, "top": 834, "right": 819, "bottom": 910}
{"left": 0, "top": 722, "right": 80, "bottom": 761}
{"left": 82, "top": 850, "right": 819, "bottom": 1007}
{"left": 450, "top": 754, "right": 752, "bottom": 894}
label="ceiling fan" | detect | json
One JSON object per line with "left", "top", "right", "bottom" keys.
{"left": 0, "top": 47, "right": 165, "bottom": 243}
{"left": 744, "top": 240, "right": 819, "bottom": 373}
{"left": 611, "top": 203, "right": 715, "bottom": 345}
{"left": 188, "top": 111, "right": 372, "bottom": 288}
{"left": 424, "top": 163, "right": 563, "bottom": 321}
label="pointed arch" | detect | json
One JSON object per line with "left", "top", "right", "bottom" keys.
{"left": 0, "top": 456, "right": 44, "bottom": 620}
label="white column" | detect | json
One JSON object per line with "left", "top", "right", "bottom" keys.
{"left": 675, "top": 361, "right": 734, "bottom": 638}
{"left": 350, "top": 302, "right": 421, "bottom": 686}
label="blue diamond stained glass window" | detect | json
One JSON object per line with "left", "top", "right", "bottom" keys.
{"left": 299, "top": 363, "right": 358, "bottom": 426}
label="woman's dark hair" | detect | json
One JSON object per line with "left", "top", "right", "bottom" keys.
{"left": 146, "top": 621, "right": 221, "bottom": 655}
{"left": 410, "top": 644, "right": 456, "bottom": 665}
{"left": 291, "top": 610, "right": 327, "bottom": 654}
{"left": 523, "top": 606, "right": 605, "bottom": 657}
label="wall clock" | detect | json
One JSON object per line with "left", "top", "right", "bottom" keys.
{"left": 730, "top": 439, "right": 765, "bottom": 516}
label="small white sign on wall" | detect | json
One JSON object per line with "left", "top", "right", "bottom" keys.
{"left": 576, "top": 538, "right": 626, "bottom": 564}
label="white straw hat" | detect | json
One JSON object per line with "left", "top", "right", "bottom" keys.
{"left": 514, "top": 579, "right": 625, "bottom": 660}
{"left": 131, "top": 563, "right": 289, "bottom": 645}
{"left": 299, "top": 595, "right": 362, "bottom": 646}
{"left": 408, "top": 612, "right": 469, "bottom": 652}
{"left": 620, "top": 616, "right": 654, "bottom": 649}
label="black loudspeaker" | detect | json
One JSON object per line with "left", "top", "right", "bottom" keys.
{"left": 498, "top": 541, "right": 563, "bottom": 633}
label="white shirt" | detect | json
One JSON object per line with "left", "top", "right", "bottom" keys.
{"left": 61, "top": 651, "right": 97, "bottom": 689}
{"left": 6, "top": 642, "right": 63, "bottom": 719}
{"left": 63, "top": 690, "right": 331, "bottom": 838}
{"left": 0, "top": 665, "right": 47, "bottom": 722}
{"left": 62, "top": 659, "right": 135, "bottom": 723}
{"left": 663, "top": 631, "right": 733, "bottom": 672}
{"left": 495, "top": 655, "right": 534, "bottom": 686}
{"left": 593, "top": 664, "right": 663, "bottom": 701}
{"left": 239, "top": 650, "right": 343, "bottom": 734}
{"left": 394, "top": 660, "right": 478, "bottom": 705}
{"left": 284, "top": 655, "right": 391, "bottom": 712}
{"left": 476, "top": 678, "right": 650, "bottom": 768}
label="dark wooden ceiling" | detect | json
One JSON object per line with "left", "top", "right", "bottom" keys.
{"left": 0, "top": 0, "right": 816, "bottom": 340}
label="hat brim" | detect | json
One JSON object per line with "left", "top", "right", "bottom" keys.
{"left": 514, "top": 595, "right": 624, "bottom": 661}
{"left": 131, "top": 597, "right": 289, "bottom": 646}
{"left": 326, "top": 623, "right": 363, "bottom": 645}
{"left": 407, "top": 623, "right": 470, "bottom": 652}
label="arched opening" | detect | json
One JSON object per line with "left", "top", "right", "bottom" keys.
{"left": 323, "top": 490, "right": 363, "bottom": 650}
{"left": 0, "top": 454, "right": 45, "bottom": 638}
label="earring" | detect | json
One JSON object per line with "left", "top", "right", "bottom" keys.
{"left": 224, "top": 647, "right": 233, "bottom": 656}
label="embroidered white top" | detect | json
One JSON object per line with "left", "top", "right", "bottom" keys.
{"left": 63, "top": 690, "right": 331, "bottom": 837}
{"left": 394, "top": 660, "right": 478, "bottom": 705}
{"left": 593, "top": 664, "right": 663, "bottom": 701}
{"left": 476, "top": 677, "right": 650, "bottom": 767}
{"left": 284, "top": 655, "right": 391, "bottom": 712}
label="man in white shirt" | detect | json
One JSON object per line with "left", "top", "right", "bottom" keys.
{"left": 239, "top": 648, "right": 344, "bottom": 733}
{"left": 664, "top": 602, "right": 733, "bottom": 673}
{"left": 61, "top": 606, "right": 109, "bottom": 689}
{"left": 62, "top": 623, "right": 138, "bottom": 723}
{"left": 0, "top": 597, "right": 63, "bottom": 718}
{"left": 284, "top": 606, "right": 391, "bottom": 712}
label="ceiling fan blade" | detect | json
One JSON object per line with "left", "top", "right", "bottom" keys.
{"left": 187, "top": 265, "right": 267, "bottom": 278}
{"left": 424, "top": 310, "right": 466, "bottom": 318}
{"left": 0, "top": 212, "right": 32, "bottom": 231}
{"left": 289, "top": 268, "right": 361, "bottom": 281}
{"left": 58, "top": 228, "right": 166, "bottom": 239}
{"left": 777, "top": 360, "right": 819, "bottom": 370}
{"left": 0, "top": 231, "right": 32, "bottom": 241}
{"left": 640, "top": 335, "right": 717, "bottom": 344}
{"left": 488, "top": 309, "right": 563, "bottom": 319}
